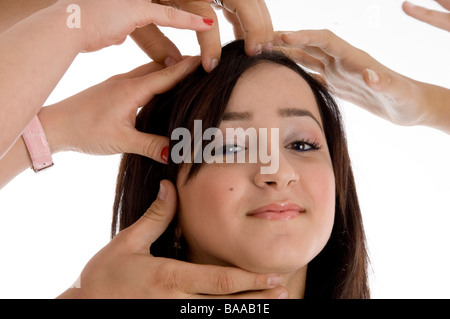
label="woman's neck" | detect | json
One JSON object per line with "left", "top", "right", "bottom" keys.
{"left": 279, "top": 266, "right": 307, "bottom": 299}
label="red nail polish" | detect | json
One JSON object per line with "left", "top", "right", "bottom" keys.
{"left": 161, "top": 146, "right": 169, "bottom": 163}
{"left": 203, "top": 18, "right": 214, "bottom": 26}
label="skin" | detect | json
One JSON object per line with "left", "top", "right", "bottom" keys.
{"left": 3, "top": 0, "right": 447, "bottom": 299}
{"left": 0, "top": 0, "right": 274, "bottom": 164}
{"left": 0, "top": 0, "right": 274, "bottom": 73}
{"left": 177, "top": 63, "right": 336, "bottom": 299}
{"left": 0, "top": 0, "right": 275, "bottom": 297}
{"left": 58, "top": 179, "right": 288, "bottom": 299}
{"left": 0, "top": 0, "right": 213, "bottom": 160}
{"left": 402, "top": 0, "right": 450, "bottom": 31}
{"left": 0, "top": 57, "right": 287, "bottom": 299}
{"left": 275, "top": 29, "right": 450, "bottom": 134}
{"left": 133, "top": 0, "right": 274, "bottom": 71}
{"left": 0, "top": 57, "right": 203, "bottom": 189}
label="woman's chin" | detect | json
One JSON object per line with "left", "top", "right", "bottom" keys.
{"left": 236, "top": 259, "right": 308, "bottom": 275}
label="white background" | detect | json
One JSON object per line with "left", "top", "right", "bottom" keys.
{"left": 0, "top": 0, "right": 449, "bottom": 298}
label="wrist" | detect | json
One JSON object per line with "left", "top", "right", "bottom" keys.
{"left": 417, "top": 81, "right": 450, "bottom": 133}
{"left": 38, "top": 102, "right": 73, "bottom": 154}
{"left": 39, "top": 1, "right": 86, "bottom": 53}
{"left": 22, "top": 115, "right": 54, "bottom": 172}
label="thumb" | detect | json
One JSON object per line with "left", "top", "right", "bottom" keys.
{"left": 124, "top": 129, "right": 170, "bottom": 164}
{"left": 124, "top": 180, "right": 178, "bottom": 253}
{"left": 132, "top": 56, "right": 201, "bottom": 107}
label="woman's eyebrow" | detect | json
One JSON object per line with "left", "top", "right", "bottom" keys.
{"left": 222, "top": 111, "right": 252, "bottom": 121}
{"left": 222, "top": 108, "right": 323, "bottom": 131}
{"left": 278, "top": 107, "right": 323, "bottom": 131}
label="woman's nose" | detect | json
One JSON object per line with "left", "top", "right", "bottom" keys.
{"left": 253, "top": 152, "right": 300, "bottom": 190}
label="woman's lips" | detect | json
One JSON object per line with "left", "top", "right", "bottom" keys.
{"left": 247, "top": 203, "right": 305, "bottom": 220}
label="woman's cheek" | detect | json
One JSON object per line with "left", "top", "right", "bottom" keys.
{"left": 178, "top": 165, "right": 246, "bottom": 228}
{"left": 309, "top": 162, "right": 335, "bottom": 230}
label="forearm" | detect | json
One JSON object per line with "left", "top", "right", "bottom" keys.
{"left": 0, "top": 102, "right": 69, "bottom": 189}
{"left": 0, "top": 2, "right": 83, "bottom": 158}
{"left": 419, "top": 81, "right": 450, "bottom": 134}
{"left": 0, "top": 0, "right": 58, "bottom": 32}
{"left": 0, "top": 136, "right": 32, "bottom": 189}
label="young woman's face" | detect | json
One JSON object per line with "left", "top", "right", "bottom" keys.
{"left": 176, "top": 63, "right": 335, "bottom": 275}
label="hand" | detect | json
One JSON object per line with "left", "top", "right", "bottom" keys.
{"left": 402, "top": 0, "right": 450, "bottom": 31}
{"left": 40, "top": 57, "right": 202, "bottom": 162}
{"left": 53, "top": 0, "right": 214, "bottom": 53}
{"left": 276, "top": 29, "right": 434, "bottom": 127}
{"left": 0, "top": 0, "right": 213, "bottom": 159}
{"left": 58, "top": 180, "right": 288, "bottom": 299}
{"left": 131, "top": 0, "right": 274, "bottom": 72}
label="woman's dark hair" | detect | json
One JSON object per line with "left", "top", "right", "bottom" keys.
{"left": 112, "top": 40, "right": 370, "bottom": 298}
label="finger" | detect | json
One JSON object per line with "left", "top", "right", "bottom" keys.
{"left": 272, "top": 31, "right": 286, "bottom": 47}
{"left": 226, "top": 0, "right": 267, "bottom": 55}
{"left": 274, "top": 46, "right": 325, "bottom": 73}
{"left": 131, "top": 56, "right": 202, "bottom": 106}
{"left": 131, "top": 24, "right": 183, "bottom": 67}
{"left": 310, "top": 73, "right": 328, "bottom": 88}
{"left": 192, "top": 286, "right": 289, "bottom": 299}
{"left": 280, "top": 29, "right": 352, "bottom": 60}
{"left": 273, "top": 47, "right": 330, "bottom": 88}
{"left": 133, "top": 3, "right": 214, "bottom": 31}
{"left": 277, "top": 35, "right": 333, "bottom": 69}
{"left": 120, "top": 180, "right": 177, "bottom": 252}
{"left": 274, "top": 32, "right": 326, "bottom": 72}
{"left": 295, "top": 46, "right": 334, "bottom": 68}
{"left": 222, "top": 9, "right": 246, "bottom": 39}
{"left": 179, "top": 263, "right": 283, "bottom": 295}
{"left": 176, "top": 1, "right": 221, "bottom": 72}
{"left": 402, "top": 1, "right": 450, "bottom": 31}
{"left": 257, "top": 0, "right": 275, "bottom": 50}
{"left": 123, "top": 129, "right": 170, "bottom": 163}
{"left": 112, "top": 62, "right": 164, "bottom": 81}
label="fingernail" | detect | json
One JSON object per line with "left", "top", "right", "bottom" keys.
{"left": 210, "top": 58, "right": 219, "bottom": 71}
{"left": 255, "top": 43, "right": 263, "bottom": 55}
{"left": 278, "top": 291, "right": 289, "bottom": 299}
{"left": 268, "top": 275, "right": 282, "bottom": 288}
{"left": 161, "top": 146, "right": 169, "bottom": 163}
{"left": 203, "top": 18, "right": 214, "bottom": 26}
{"left": 164, "top": 56, "right": 177, "bottom": 68}
{"left": 366, "top": 68, "right": 380, "bottom": 83}
{"left": 158, "top": 182, "right": 168, "bottom": 201}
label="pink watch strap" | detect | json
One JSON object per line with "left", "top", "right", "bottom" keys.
{"left": 22, "top": 115, "right": 54, "bottom": 172}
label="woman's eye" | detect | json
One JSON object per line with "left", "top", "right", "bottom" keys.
{"left": 216, "top": 144, "right": 245, "bottom": 156}
{"left": 286, "top": 140, "right": 321, "bottom": 152}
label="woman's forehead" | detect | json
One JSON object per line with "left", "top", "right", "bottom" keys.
{"left": 225, "top": 63, "right": 321, "bottom": 121}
